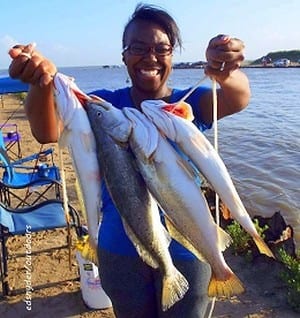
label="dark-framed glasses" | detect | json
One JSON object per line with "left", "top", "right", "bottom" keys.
{"left": 123, "top": 43, "right": 173, "bottom": 56}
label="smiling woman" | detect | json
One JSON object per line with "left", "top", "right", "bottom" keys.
{"left": 121, "top": 22, "right": 176, "bottom": 105}
{"left": 7, "top": 3, "right": 250, "bottom": 317}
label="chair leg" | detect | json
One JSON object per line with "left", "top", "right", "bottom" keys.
{"left": 0, "top": 187, "right": 11, "bottom": 207}
{"left": 0, "top": 230, "right": 9, "bottom": 296}
{"left": 3, "top": 188, "right": 31, "bottom": 209}
{"left": 17, "top": 140, "right": 22, "bottom": 159}
{"left": 3, "top": 184, "right": 61, "bottom": 209}
{"left": 26, "top": 184, "right": 60, "bottom": 207}
{"left": 55, "top": 183, "right": 61, "bottom": 200}
{"left": 6, "top": 141, "right": 22, "bottom": 160}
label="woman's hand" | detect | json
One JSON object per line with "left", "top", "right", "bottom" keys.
{"left": 205, "top": 34, "right": 245, "bottom": 80}
{"left": 8, "top": 43, "right": 60, "bottom": 143}
{"left": 8, "top": 43, "right": 57, "bottom": 87}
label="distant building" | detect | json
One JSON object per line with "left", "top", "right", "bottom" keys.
{"left": 261, "top": 56, "right": 272, "bottom": 66}
{"left": 273, "top": 58, "right": 290, "bottom": 67}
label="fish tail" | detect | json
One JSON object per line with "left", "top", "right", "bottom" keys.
{"left": 161, "top": 269, "right": 189, "bottom": 311}
{"left": 253, "top": 235, "right": 275, "bottom": 258}
{"left": 208, "top": 272, "right": 245, "bottom": 298}
{"left": 76, "top": 235, "right": 99, "bottom": 265}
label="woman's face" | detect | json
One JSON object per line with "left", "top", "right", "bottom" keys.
{"left": 122, "top": 19, "right": 173, "bottom": 97}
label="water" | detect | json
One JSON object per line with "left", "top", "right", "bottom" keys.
{"left": 205, "top": 68, "right": 300, "bottom": 219}
{"left": 2, "top": 66, "right": 300, "bottom": 221}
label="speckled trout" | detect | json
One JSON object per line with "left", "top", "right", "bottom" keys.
{"left": 82, "top": 100, "right": 189, "bottom": 311}
{"left": 141, "top": 100, "right": 274, "bottom": 260}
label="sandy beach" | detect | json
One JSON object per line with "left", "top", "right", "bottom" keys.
{"left": 0, "top": 94, "right": 298, "bottom": 318}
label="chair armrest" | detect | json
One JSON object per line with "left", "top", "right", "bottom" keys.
{"left": 12, "top": 148, "right": 54, "bottom": 165}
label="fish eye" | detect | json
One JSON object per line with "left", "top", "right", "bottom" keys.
{"left": 96, "top": 111, "right": 102, "bottom": 117}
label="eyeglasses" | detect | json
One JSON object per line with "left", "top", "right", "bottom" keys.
{"left": 123, "top": 43, "right": 173, "bottom": 56}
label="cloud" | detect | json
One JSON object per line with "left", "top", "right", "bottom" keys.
{"left": 0, "top": 35, "right": 18, "bottom": 49}
{"left": 34, "top": 42, "right": 74, "bottom": 66}
{"left": 0, "top": 35, "right": 19, "bottom": 69}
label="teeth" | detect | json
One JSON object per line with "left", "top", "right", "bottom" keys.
{"left": 140, "top": 69, "right": 159, "bottom": 76}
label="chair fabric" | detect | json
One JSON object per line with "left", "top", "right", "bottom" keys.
{"left": 0, "top": 199, "right": 82, "bottom": 296}
{"left": 0, "top": 200, "right": 68, "bottom": 235}
{"left": 0, "top": 140, "right": 61, "bottom": 208}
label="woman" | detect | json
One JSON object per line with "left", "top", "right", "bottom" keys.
{"left": 9, "top": 4, "right": 250, "bottom": 318}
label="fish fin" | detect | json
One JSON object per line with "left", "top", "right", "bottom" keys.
{"left": 121, "top": 219, "right": 159, "bottom": 268}
{"left": 176, "top": 155, "right": 199, "bottom": 181}
{"left": 208, "top": 272, "right": 245, "bottom": 298}
{"left": 175, "top": 150, "right": 207, "bottom": 187}
{"left": 162, "top": 269, "right": 189, "bottom": 311}
{"left": 253, "top": 235, "right": 275, "bottom": 258}
{"left": 217, "top": 226, "right": 233, "bottom": 252}
{"left": 164, "top": 216, "right": 207, "bottom": 263}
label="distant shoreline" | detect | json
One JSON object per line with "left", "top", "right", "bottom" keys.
{"left": 173, "top": 63, "right": 300, "bottom": 70}
{"left": 1, "top": 64, "right": 299, "bottom": 74}
{"left": 242, "top": 64, "right": 300, "bottom": 69}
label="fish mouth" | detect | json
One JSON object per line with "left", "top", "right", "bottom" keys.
{"left": 71, "top": 89, "right": 110, "bottom": 111}
{"left": 72, "top": 89, "right": 90, "bottom": 107}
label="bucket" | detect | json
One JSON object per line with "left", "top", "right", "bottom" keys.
{"left": 76, "top": 251, "right": 112, "bottom": 309}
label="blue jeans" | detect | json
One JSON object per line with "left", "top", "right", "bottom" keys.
{"left": 98, "top": 247, "right": 212, "bottom": 318}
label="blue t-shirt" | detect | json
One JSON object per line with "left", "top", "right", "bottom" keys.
{"left": 90, "top": 86, "right": 211, "bottom": 260}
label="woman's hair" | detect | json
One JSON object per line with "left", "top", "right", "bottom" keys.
{"left": 122, "top": 3, "right": 182, "bottom": 50}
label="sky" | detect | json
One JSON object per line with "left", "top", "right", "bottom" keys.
{"left": 1, "top": 0, "right": 299, "bottom": 69}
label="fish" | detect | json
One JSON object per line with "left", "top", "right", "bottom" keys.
{"left": 85, "top": 100, "right": 189, "bottom": 311}
{"left": 122, "top": 107, "right": 246, "bottom": 297}
{"left": 90, "top": 99, "right": 245, "bottom": 298}
{"left": 141, "top": 99, "right": 275, "bottom": 259}
{"left": 52, "top": 73, "right": 101, "bottom": 255}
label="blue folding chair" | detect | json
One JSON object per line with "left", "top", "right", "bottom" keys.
{"left": 0, "top": 123, "right": 22, "bottom": 159}
{"left": 0, "top": 199, "right": 82, "bottom": 296}
{"left": 0, "top": 131, "right": 61, "bottom": 208}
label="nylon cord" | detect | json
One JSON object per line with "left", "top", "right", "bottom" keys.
{"left": 206, "top": 78, "right": 219, "bottom": 318}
